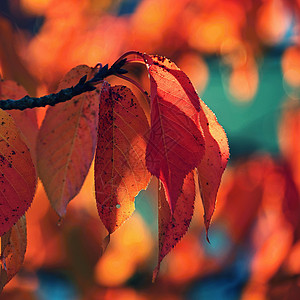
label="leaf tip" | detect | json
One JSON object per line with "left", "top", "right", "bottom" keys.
{"left": 55, "top": 203, "right": 68, "bottom": 221}
{"left": 152, "top": 265, "right": 160, "bottom": 283}
{"left": 206, "top": 231, "right": 211, "bottom": 244}
{"left": 204, "top": 217, "right": 211, "bottom": 243}
{"left": 56, "top": 216, "right": 64, "bottom": 227}
{"left": 100, "top": 234, "right": 110, "bottom": 256}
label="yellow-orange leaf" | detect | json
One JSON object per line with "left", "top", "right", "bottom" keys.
{"left": 0, "top": 110, "right": 36, "bottom": 236}
{"left": 95, "top": 83, "right": 150, "bottom": 233}
{"left": 0, "top": 215, "right": 26, "bottom": 291}
{"left": 197, "top": 99, "right": 229, "bottom": 236}
{"left": 37, "top": 65, "right": 100, "bottom": 216}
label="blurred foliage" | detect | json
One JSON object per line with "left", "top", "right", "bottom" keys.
{"left": 1, "top": 0, "right": 300, "bottom": 299}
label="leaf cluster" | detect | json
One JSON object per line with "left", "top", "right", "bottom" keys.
{"left": 0, "top": 51, "right": 229, "bottom": 289}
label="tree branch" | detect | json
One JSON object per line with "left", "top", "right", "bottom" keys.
{"left": 0, "top": 59, "right": 128, "bottom": 111}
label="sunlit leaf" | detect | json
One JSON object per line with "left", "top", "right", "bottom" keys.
{"left": 197, "top": 99, "right": 229, "bottom": 236}
{"left": 37, "top": 65, "right": 99, "bottom": 216}
{"left": 153, "top": 172, "right": 195, "bottom": 281}
{"left": 0, "top": 110, "right": 36, "bottom": 236}
{"left": 95, "top": 83, "right": 150, "bottom": 233}
{"left": 0, "top": 215, "right": 26, "bottom": 291}
{"left": 143, "top": 54, "right": 205, "bottom": 212}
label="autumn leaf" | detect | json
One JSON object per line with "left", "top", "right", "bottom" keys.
{"left": 0, "top": 79, "right": 39, "bottom": 163}
{"left": 0, "top": 215, "right": 26, "bottom": 291}
{"left": 94, "top": 83, "right": 150, "bottom": 233}
{"left": 142, "top": 54, "right": 205, "bottom": 212}
{"left": 0, "top": 110, "right": 36, "bottom": 236}
{"left": 37, "top": 65, "right": 99, "bottom": 216}
{"left": 197, "top": 99, "right": 229, "bottom": 237}
{"left": 153, "top": 171, "right": 195, "bottom": 281}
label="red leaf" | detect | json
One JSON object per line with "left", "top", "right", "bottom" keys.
{"left": 0, "top": 110, "right": 36, "bottom": 236}
{"left": 0, "top": 215, "right": 26, "bottom": 291}
{"left": 153, "top": 171, "right": 195, "bottom": 281}
{"left": 95, "top": 83, "right": 150, "bottom": 233}
{"left": 37, "top": 65, "right": 99, "bottom": 216}
{"left": 0, "top": 80, "right": 38, "bottom": 162}
{"left": 143, "top": 54, "right": 205, "bottom": 212}
{"left": 197, "top": 99, "right": 229, "bottom": 237}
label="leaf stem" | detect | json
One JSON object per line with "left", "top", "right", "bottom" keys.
{"left": 114, "top": 51, "right": 145, "bottom": 65}
{"left": 115, "top": 73, "right": 150, "bottom": 105}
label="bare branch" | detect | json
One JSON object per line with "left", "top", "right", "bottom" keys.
{"left": 0, "top": 59, "right": 128, "bottom": 111}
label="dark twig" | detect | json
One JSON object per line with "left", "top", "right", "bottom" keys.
{"left": 0, "top": 59, "right": 128, "bottom": 111}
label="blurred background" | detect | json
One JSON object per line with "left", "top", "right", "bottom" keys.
{"left": 1, "top": 0, "right": 300, "bottom": 299}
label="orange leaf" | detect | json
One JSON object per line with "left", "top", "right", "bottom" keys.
{"left": 94, "top": 83, "right": 150, "bottom": 233}
{"left": 37, "top": 65, "right": 100, "bottom": 216}
{"left": 0, "top": 110, "right": 36, "bottom": 236}
{"left": 153, "top": 171, "right": 195, "bottom": 281}
{"left": 0, "top": 215, "right": 26, "bottom": 291}
{"left": 143, "top": 54, "right": 205, "bottom": 212}
{"left": 197, "top": 99, "right": 229, "bottom": 237}
{"left": 0, "top": 79, "right": 38, "bottom": 162}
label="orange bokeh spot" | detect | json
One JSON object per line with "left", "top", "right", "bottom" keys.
{"left": 256, "top": 0, "right": 291, "bottom": 45}
{"left": 94, "top": 214, "right": 153, "bottom": 286}
{"left": 190, "top": 17, "right": 235, "bottom": 54}
{"left": 130, "top": 0, "right": 189, "bottom": 51}
{"left": 285, "top": 241, "right": 300, "bottom": 274}
{"left": 189, "top": 1, "right": 244, "bottom": 54}
{"left": 282, "top": 46, "right": 300, "bottom": 87}
{"left": 229, "top": 56, "right": 258, "bottom": 102}
{"left": 163, "top": 235, "right": 203, "bottom": 283}
{"left": 251, "top": 219, "right": 293, "bottom": 283}
{"left": 94, "top": 249, "right": 136, "bottom": 287}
